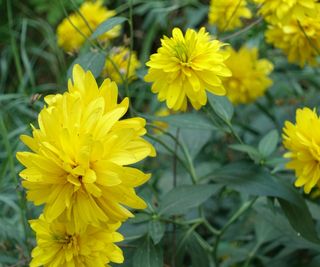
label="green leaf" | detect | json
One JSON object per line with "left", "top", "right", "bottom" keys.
{"left": 208, "top": 94, "right": 234, "bottom": 122}
{"left": 187, "top": 232, "right": 210, "bottom": 267}
{"left": 143, "top": 113, "right": 216, "bottom": 131}
{"left": 68, "top": 51, "right": 106, "bottom": 79}
{"left": 148, "top": 219, "right": 165, "bottom": 244}
{"left": 90, "top": 17, "right": 127, "bottom": 40}
{"left": 229, "top": 144, "right": 261, "bottom": 162}
{"left": 258, "top": 129, "right": 279, "bottom": 158}
{"left": 158, "top": 184, "right": 221, "bottom": 216}
{"left": 133, "top": 236, "right": 163, "bottom": 267}
{"left": 209, "top": 162, "right": 299, "bottom": 205}
{"left": 279, "top": 198, "right": 320, "bottom": 244}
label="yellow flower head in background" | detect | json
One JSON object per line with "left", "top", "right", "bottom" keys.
{"left": 29, "top": 215, "right": 123, "bottom": 267}
{"left": 224, "top": 46, "right": 273, "bottom": 104}
{"left": 57, "top": 1, "right": 120, "bottom": 53}
{"left": 208, "top": 0, "right": 252, "bottom": 32}
{"left": 254, "top": 0, "right": 317, "bottom": 24}
{"left": 16, "top": 65, "right": 156, "bottom": 229}
{"left": 153, "top": 107, "right": 171, "bottom": 134}
{"left": 265, "top": 16, "right": 320, "bottom": 67}
{"left": 283, "top": 107, "right": 320, "bottom": 194}
{"left": 144, "top": 27, "right": 232, "bottom": 111}
{"left": 103, "top": 46, "right": 141, "bottom": 84}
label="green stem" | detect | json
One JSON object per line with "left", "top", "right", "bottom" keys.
{"left": 242, "top": 241, "right": 261, "bottom": 267}
{"left": 7, "top": 0, "right": 23, "bottom": 86}
{"left": 213, "top": 197, "right": 258, "bottom": 267}
{"left": 0, "top": 116, "right": 29, "bottom": 248}
{"left": 297, "top": 20, "right": 320, "bottom": 56}
{"left": 124, "top": 0, "right": 134, "bottom": 116}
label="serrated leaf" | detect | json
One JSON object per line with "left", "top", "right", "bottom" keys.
{"left": 133, "top": 236, "right": 163, "bottom": 267}
{"left": 148, "top": 219, "right": 165, "bottom": 244}
{"left": 68, "top": 51, "right": 105, "bottom": 79}
{"left": 258, "top": 129, "right": 279, "bottom": 158}
{"left": 159, "top": 184, "right": 221, "bottom": 216}
{"left": 90, "top": 17, "right": 127, "bottom": 40}
{"left": 208, "top": 94, "right": 234, "bottom": 122}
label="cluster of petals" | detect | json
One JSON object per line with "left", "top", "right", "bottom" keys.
{"left": 223, "top": 46, "right": 273, "bottom": 104}
{"left": 283, "top": 108, "right": 320, "bottom": 194}
{"left": 56, "top": 1, "right": 120, "bottom": 52}
{"left": 254, "top": 0, "right": 317, "bottom": 24}
{"left": 29, "top": 215, "right": 123, "bottom": 267}
{"left": 103, "top": 46, "right": 141, "bottom": 84}
{"left": 208, "top": 0, "right": 252, "bottom": 32}
{"left": 17, "top": 65, "right": 156, "bottom": 265}
{"left": 265, "top": 15, "right": 320, "bottom": 67}
{"left": 144, "top": 27, "right": 231, "bottom": 111}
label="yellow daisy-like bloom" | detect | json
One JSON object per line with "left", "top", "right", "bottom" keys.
{"left": 254, "top": 0, "right": 317, "bottom": 23}
{"left": 56, "top": 1, "right": 120, "bottom": 53}
{"left": 144, "top": 27, "right": 232, "bottom": 111}
{"left": 29, "top": 215, "right": 123, "bottom": 267}
{"left": 265, "top": 16, "right": 320, "bottom": 67}
{"left": 103, "top": 46, "right": 141, "bottom": 84}
{"left": 208, "top": 0, "right": 252, "bottom": 32}
{"left": 16, "top": 64, "right": 156, "bottom": 229}
{"left": 282, "top": 107, "right": 320, "bottom": 193}
{"left": 223, "top": 46, "right": 273, "bottom": 104}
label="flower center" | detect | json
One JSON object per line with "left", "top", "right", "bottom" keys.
{"left": 174, "top": 43, "right": 190, "bottom": 64}
{"left": 61, "top": 234, "right": 80, "bottom": 251}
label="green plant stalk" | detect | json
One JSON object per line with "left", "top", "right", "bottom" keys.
{"left": 0, "top": 117, "right": 29, "bottom": 248}
{"left": 171, "top": 128, "right": 180, "bottom": 267}
{"left": 213, "top": 197, "right": 258, "bottom": 267}
{"left": 205, "top": 106, "right": 244, "bottom": 144}
{"left": 220, "top": 0, "right": 242, "bottom": 34}
{"left": 59, "top": 0, "right": 127, "bottom": 88}
{"left": 7, "top": 0, "right": 24, "bottom": 86}
{"left": 146, "top": 133, "right": 196, "bottom": 182}
{"left": 146, "top": 123, "right": 198, "bottom": 183}
{"left": 242, "top": 240, "right": 262, "bottom": 267}
{"left": 124, "top": 0, "right": 134, "bottom": 116}
{"left": 297, "top": 20, "right": 320, "bottom": 56}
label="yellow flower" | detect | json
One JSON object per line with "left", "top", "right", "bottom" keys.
{"left": 103, "top": 46, "right": 141, "bottom": 84}
{"left": 56, "top": 1, "right": 120, "bottom": 53}
{"left": 153, "top": 107, "right": 171, "bottom": 134}
{"left": 16, "top": 65, "right": 156, "bottom": 229}
{"left": 29, "top": 215, "right": 123, "bottom": 267}
{"left": 223, "top": 46, "right": 273, "bottom": 104}
{"left": 265, "top": 16, "right": 320, "bottom": 67}
{"left": 282, "top": 107, "right": 320, "bottom": 193}
{"left": 208, "top": 0, "right": 252, "bottom": 32}
{"left": 254, "top": 0, "right": 317, "bottom": 24}
{"left": 144, "top": 27, "right": 232, "bottom": 111}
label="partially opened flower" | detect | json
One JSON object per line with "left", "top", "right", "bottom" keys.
{"left": 29, "top": 215, "right": 123, "bottom": 267}
{"left": 254, "top": 0, "right": 317, "bottom": 24}
{"left": 283, "top": 107, "right": 320, "bottom": 193}
{"left": 56, "top": 1, "right": 120, "bottom": 53}
{"left": 223, "top": 46, "right": 273, "bottom": 104}
{"left": 265, "top": 16, "right": 320, "bottom": 67}
{"left": 103, "top": 46, "right": 141, "bottom": 84}
{"left": 17, "top": 64, "right": 156, "bottom": 229}
{"left": 144, "top": 27, "right": 231, "bottom": 111}
{"left": 208, "top": 0, "right": 252, "bottom": 32}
